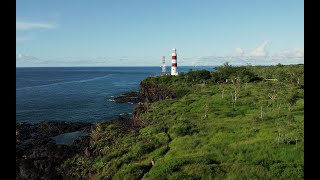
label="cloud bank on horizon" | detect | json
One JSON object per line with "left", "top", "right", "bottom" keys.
{"left": 235, "top": 41, "right": 269, "bottom": 57}
{"left": 16, "top": 41, "right": 304, "bottom": 67}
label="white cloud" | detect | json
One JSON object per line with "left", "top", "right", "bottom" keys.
{"left": 234, "top": 41, "right": 303, "bottom": 61}
{"left": 208, "top": 41, "right": 304, "bottom": 65}
{"left": 235, "top": 41, "right": 269, "bottom": 57}
{"left": 248, "top": 41, "right": 269, "bottom": 57}
{"left": 275, "top": 48, "right": 304, "bottom": 58}
{"left": 234, "top": 48, "right": 245, "bottom": 56}
{"left": 16, "top": 20, "right": 57, "bottom": 42}
{"left": 16, "top": 54, "right": 44, "bottom": 67}
{"left": 16, "top": 42, "right": 304, "bottom": 67}
{"left": 293, "top": 48, "right": 304, "bottom": 57}
{"left": 16, "top": 21, "right": 57, "bottom": 30}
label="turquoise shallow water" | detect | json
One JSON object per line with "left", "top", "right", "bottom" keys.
{"left": 51, "top": 130, "right": 88, "bottom": 145}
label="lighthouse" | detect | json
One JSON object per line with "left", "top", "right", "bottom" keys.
{"left": 171, "top": 48, "right": 178, "bottom": 76}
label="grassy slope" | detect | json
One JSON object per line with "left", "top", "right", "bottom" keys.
{"left": 61, "top": 65, "right": 304, "bottom": 179}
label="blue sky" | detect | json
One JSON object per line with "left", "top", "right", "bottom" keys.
{"left": 16, "top": 0, "right": 304, "bottom": 67}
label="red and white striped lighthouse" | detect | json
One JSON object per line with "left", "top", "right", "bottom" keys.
{"left": 171, "top": 48, "right": 178, "bottom": 76}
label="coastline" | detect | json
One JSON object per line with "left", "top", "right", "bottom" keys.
{"left": 16, "top": 64, "right": 304, "bottom": 179}
{"left": 16, "top": 81, "right": 171, "bottom": 179}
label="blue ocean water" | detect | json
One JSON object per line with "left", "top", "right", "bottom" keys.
{"left": 16, "top": 66, "right": 214, "bottom": 123}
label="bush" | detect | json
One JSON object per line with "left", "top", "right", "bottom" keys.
{"left": 269, "top": 163, "right": 304, "bottom": 179}
{"left": 131, "top": 141, "right": 156, "bottom": 157}
{"left": 212, "top": 63, "right": 260, "bottom": 83}
{"left": 174, "top": 89, "right": 190, "bottom": 98}
{"left": 182, "top": 163, "right": 214, "bottom": 178}
{"left": 145, "top": 155, "right": 218, "bottom": 179}
{"left": 286, "top": 113, "right": 295, "bottom": 121}
{"left": 223, "top": 164, "right": 272, "bottom": 179}
{"left": 169, "top": 122, "right": 192, "bottom": 138}
{"left": 187, "top": 70, "right": 211, "bottom": 82}
{"left": 113, "top": 163, "right": 151, "bottom": 180}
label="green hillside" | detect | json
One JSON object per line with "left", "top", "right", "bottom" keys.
{"left": 60, "top": 63, "right": 304, "bottom": 179}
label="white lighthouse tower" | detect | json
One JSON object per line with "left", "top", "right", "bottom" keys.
{"left": 171, "top": 48, "right": 178, "bottom": 76}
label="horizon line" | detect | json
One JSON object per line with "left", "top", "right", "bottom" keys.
{"left": 16, "top": 63, "right": 304, "bottom": 68}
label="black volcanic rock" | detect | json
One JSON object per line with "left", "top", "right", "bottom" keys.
{"left": 16, "top": 121, "right": 92, "bottom": 180}
{"left": 139, "top": 82, "right": 175, "bottom": 102}
{"left": 112, "top": 83, "right": 175, "bottom": 104}
{"left": 16, "top": 82, "right": 176, "bottom": 179}
{"left": 112, "top": 91, "right": 142, "bottom": 103}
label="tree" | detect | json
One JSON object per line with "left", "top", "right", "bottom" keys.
{"left": 267, "top": 86, "right": 278, "bottom": 107}
{"left": 220, "top": 84, "right": 225, "bottom": 99}
{"left": 210, "top": 72, "right": 220, "bottom": 83}
{"left": 214, "top": 62, "right": 260, "bottom": 83}
{"left": 287, "top": 65, "right": 304, "bottom": 87}
{"left": 186, "top": 69, "right": 211, "bottom": 82}
{"left": 203, "top": 102, "right": 209, "bottom": 119}
{"left": 230, "top": 77, "right": 241, "bottom": 110}
{"left": 286, "top": 91, "right": 299, "bottom": 112}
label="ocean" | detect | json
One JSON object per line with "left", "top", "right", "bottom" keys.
{"left": 16, "top": 66, "right": 214, "bottom": 123}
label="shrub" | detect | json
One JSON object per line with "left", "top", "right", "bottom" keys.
{"left": 269, "top": 163, "right": 304, "bottom": 179}
{"left": 131, "top": 140, "right": 156, "bottom": 157}
{"left": 145, "top": 155, "right": 218, "bottom": 179}
{"left": 187, "top": 70, "right": 211, "bottom": 82}
{"left": 113, "top": 163, "right": 151, "bottom": 180}
{"left": 174, "top": 89, "right": 191, "bottom": 98}
{"left": 169, "top": 122, "right": 192, "bottom": 138}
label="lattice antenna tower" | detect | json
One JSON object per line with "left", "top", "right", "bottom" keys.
{"left": 162, "top": 56, "right": 166, "bottom": 74}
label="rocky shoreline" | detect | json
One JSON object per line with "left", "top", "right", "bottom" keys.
{"left": 16, "top": 121, "right": 92, "bottom": 180}
{"left": 111, "top": 91, "right": 142, "bottom": 103}
{"left": 16, "top": 83, "right": 174, "bottom": 179}
{"left": 16, "top": 92, "right": 140, "bottom": 180}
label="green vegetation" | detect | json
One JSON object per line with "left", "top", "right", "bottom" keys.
{"left": 60, "top": 64, "right": 304, "bottom": 179}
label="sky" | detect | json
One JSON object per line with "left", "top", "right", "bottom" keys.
{"left": 16, "top": 0, "right": 304, "bottom": 67}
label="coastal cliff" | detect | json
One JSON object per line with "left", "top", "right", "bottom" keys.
{"left": 15, "top": 82, "right": 170, "bottom": 180}
{"left": 18, "top": 64, "right": 304, "bottom": 179}
{"left": 132, "top": 82, "right": 175, "bottom": 127}
{"left": 61, "top": 64, "right": 303, "bottom": 179}
{"left": 139, "top": 82, "right": 175, "bottom": 102}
